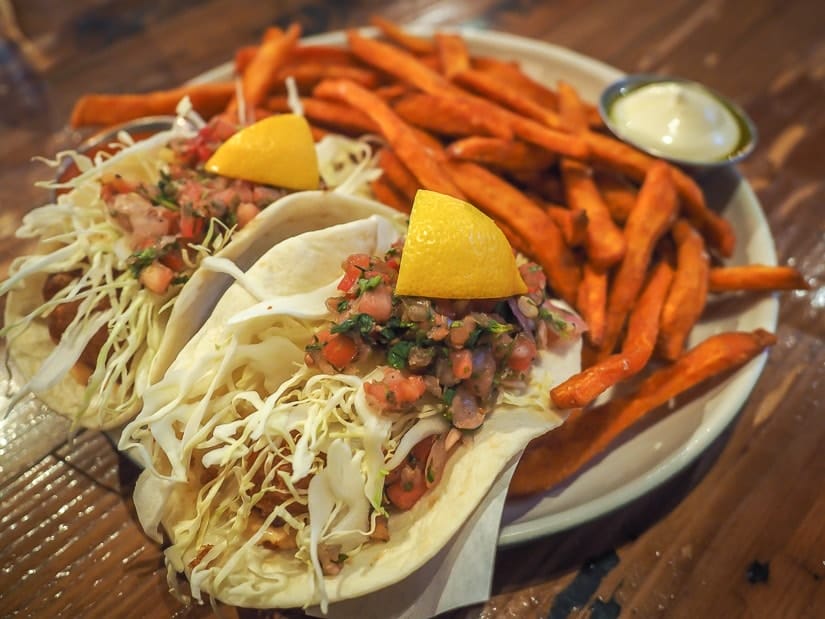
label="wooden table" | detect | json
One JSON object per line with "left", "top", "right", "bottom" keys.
{"left": 1, "top": 1, "right": 823, "bottom": 617}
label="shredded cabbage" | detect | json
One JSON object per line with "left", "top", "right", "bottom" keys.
{"left": 121, "top": 254, "right": 557, "bottom": 611}
{"left": 1, "top": 98, "right": 382, "bottom": 428}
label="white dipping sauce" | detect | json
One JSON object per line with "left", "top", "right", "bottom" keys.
{"left": 610, "top": 82, "right": 740, "bottom": 162}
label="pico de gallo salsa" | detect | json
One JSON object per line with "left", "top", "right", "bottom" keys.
{"left": 304, "top": 240, "right": 585, "bottom": 511}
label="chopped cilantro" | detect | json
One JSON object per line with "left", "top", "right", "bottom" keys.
{"left": 357, "top": 275, "right": 383, "bottom": 296}
{"left": 332, "top": 313, "right": 375, "bottom": 336}
{"left": 336, "top": 298, "right": 350, "bottom": 313}
{"left": 442, "top": 387, "right": 456, "bottom": 406}
{"left": 171, "top": 275, "right": 189, "bottom": 285}
{"left": 484, "top": 319, "right": 513, "bottom": 334}
{"left": 539, "top": 307, "right": 572, "bottom": 333}
{"left": 387, "top": 341, "right": 413, "bottom": 369}
{"left": 127, "top": 248, "right": 158, "bottom": 277}
{"left": 426, "top": 466, "right": 435, "bottom": 484}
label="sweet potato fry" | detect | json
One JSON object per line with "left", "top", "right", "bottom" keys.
{"left": 373, "top": 83, "right": 415, "bottom": 101}
{"left": 265, "top": 96, "right": 379, "bottom": 135}
{"left": 443, "top": 160, "right": 581, "bottom": 304}
{"left": 556, "top": 80, "right": 589, "bottom": 133}
{"left": 658, "top": 220, "right": 711, "bottom": 361}
{"left": 348, "top": 29, "right": 457, "bottom": 95}
{"left": 560, "top": 158, "right": 626, "bottom": 268}
{"left": 69, "top": 83, "right": 236, "bottom": 127}
{"left": 369, "top": 15, "right": 435, "bottom": 54}
{"left": 241, "top": 24, "right": 302, "bottom": 108}
{"left": 551, "top": 261, "right": 673, "bottom": 409}
{"left": 370, "top": 175, "right": 411, "bottom": 213}
{"left": 234, "top": 45, "right": 258, "bottom": 74}
{"left": 507, "top": 112, "right": 590, "bottom": 159}
{"left": 708, "top": 265, "right": 810, "bottom": 292}
{"left": 393, "top": 93, "right": 512, "bottom": 139}
{"left": 511, "top": 329, "right": 777, "bottom": 496}
{"left": 435, "top": 32, "right": 470, "bottom": 78}
{"left": 472, "top": 56, "right": 559, "bottom": 111}
{"left": 577, "top": 263, "right": 608, "bottom": 347}
{"left": 314, "top": 79, "right": 464, "bottom": 198}
{"left": 446, "top": 137, "right": 557, "bottom": 173}
{"left": 594, "top": 169, "right": 638, "bottom": 223}
{"left": 378, "top": 148, "right": 420, "bottom": 202}
{"left": 453, "top": 68, "right": 565, "bottom": 130}
{"left": 275, "top": 63, "right": 380, "bottom": 91}
{"left": 583, "top": 131, "right": 735, "bottom": 257}
{"left": 237, "top": 37, "right": 357, "bottom": 74}
{"left": 546, "top": 206, "right": 588, "bottom": 248}
{"left": 600, "top": 161, "right": 679, "bottom": 356}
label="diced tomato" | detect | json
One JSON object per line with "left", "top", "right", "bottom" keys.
{"left": 411, "top": 435, "right": 436, "bottom": 464}
{"left": 139, "top": 262, "right": 175, "bottom": 294}
{"left": 317, "top": 330, "right": 358, "bottom": 369}
{"left": 450, "top": 349, "right": 473, "bottom": 380}
{"left": 507, "top": 332, "right": 537, "bottom": 372}
{"left": 160, "top": 248, "right": 185, "bottom": 272}
{"left": 179, "top": 211, "right": 205, "bottom": 240}
{"left": 355, "top": 287, "right": 393, "bottom": 322}
{"left": 236, "top": 202, "right": 261, "bottom": 229}
{"left": 337, "top": 253, "right": 372, "bottom": 292}
{"left": 518, "top": 263, "right": 547, "bottom": 294}
{"left": 386, "top": 466, "right": 426, "bottom": 511}
{"left": 365, "top": 369, "right": 426, "bottom": 411}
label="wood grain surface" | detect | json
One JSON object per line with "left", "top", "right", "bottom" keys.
{"left": 1, "top": 1, "right": 823, "bottom": 618}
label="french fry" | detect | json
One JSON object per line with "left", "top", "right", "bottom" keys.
{"left": 370, "top": 15, "right": 435, "bottom": 54}
{"left": 594, "top": 169, "right": 638, "bottom": 223}
{"left": 560, "top": 158, "right": 626, "bottom": 268}
{"left": 265, "top": 96, "right": 379, "bottom": 135}
{"left": 370, "top": 175, "right": 411, "bottom": 213}
{"left": 435, "top": 32, "right": 470, "bottom": 78}
{"left": 314, "top": 79, "right": 464, "bottom": 198}
{"left": 237, "top": 43, "right": 358, "bottom": 76}
{"left": 348, "top": 29, "right": 458, "bottom": 95}
{"left": 708, "top": 265, "right": 810, "bottom": 292}
{"left": 275, "top": 63, "right": 380, "bottom": 91}
{"left": 511, "top": 329, "right": 777, "bottom": 496}
{"left": 373, "top": 83, "right": 415, "bottom": 101}
{"left": 443, "top": 159, "right": 581, "bottom": 304}
{"left": 241, "top": 24, "right": 302, "bottom": 109}
{"left": 378, "top": 148, "right": 420, "bottom": 202}
{"left": 453, "top": 68, "right": 565, "bottom": 130}
{"left": 393, "top": 93, "right": 512, "bottom": 139}
{"left": 507, "top": 112, "right": 590, "bottom": 159}
{"left": 551, "top": 261, "right": 674, "bottom": 409}
{"left": 583, "top": 131, "right": 735, "bottom": 257}
{"left": 658, "top": 220, "right": 710, "bottom": 361}
{"left": 601, "top": 161, "right": 679, "bottom": 356}
{"left": 472, "top": 55, "right": 559, "bottom": 111}
{"left": 556, "top": 80, "right": 589, "bottom": 133}
{"left": 576, "top": 262, "right": 608, "bottom": 347}
{"left": 446, "top": 137, "right": 557, "bottom": 173}
{"left": 69, "top": 83, "right": 236, "bottom": 127}
{"left": 545, "top": 205, "right": 588, "bottom": 247}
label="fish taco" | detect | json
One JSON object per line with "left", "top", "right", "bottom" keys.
{"left": 1, "top": 101, "right": 381, "bottom": 429}
{"left": 123, "top": 192, "right": 584, "bottom": 609}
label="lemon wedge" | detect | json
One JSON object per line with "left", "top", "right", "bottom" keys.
{"left": 395, "top": 190, "right": 528, "bottom": 299}
{"left": 205, "top": 114, "right": 319, "bottom": 190}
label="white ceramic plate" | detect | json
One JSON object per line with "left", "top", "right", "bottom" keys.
{"left": 195, "top": 28, "right": 778, "bottom": 546}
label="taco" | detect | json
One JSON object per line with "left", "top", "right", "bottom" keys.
{"left": 122, "top": 194, "right": 583, "bottom": 610}
{"left": 0, "top": 100, "right": 381, "bottom": 429}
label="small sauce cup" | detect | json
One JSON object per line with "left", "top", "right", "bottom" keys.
{"left": 599, "top": 74, "right": 757, "bottom": 171}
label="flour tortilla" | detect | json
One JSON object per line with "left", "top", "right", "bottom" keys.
{"left": 3, "top": 190, "right": 402, "bottom": 429}
{"left": 129, "top": 213, "right": 581, "bottom": 608}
